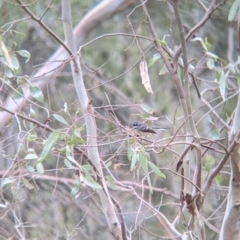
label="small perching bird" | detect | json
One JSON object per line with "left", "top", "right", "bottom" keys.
{"left": 132, "top": 122, "right": 168, "bottom": 134}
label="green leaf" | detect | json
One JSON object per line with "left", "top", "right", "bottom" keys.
{"left": 26, "top": 165, "right": 35, "bottom": 173}
{"left": 204, "top": 38, "right": 211, "bottom": 51}
{"left": 67, "top": 135, "right": 85, "bottom": 146}
{"left": 64, "top": 158, "right": 74, "bottom": 169}
{"left": 226, "top": 63, "right": 236, "bottom": 74}
{"left": 27, "top": 148, "right": 35, "bottom": 153}
{"left": 85, "top": 175, "right": 102, "bottom": 190}
{"left": 65, "top": 145, "right": 81, "bottom": 168}
{"left": 138, "top": 146, "right": 152, "bottom": 190}
{"left": 206, "top": 58, "right": 214, "bottom": 70}
{"left": 82, "top": 164, "right": 92, "bottom": 172}
{"left": 138, "top": 150, "right": 148, "bottom": 174}
{"left": 40, "top": 130, "right": 61, "bottom": 161}
{"left": 206, "top": 52, "right": 218, "bottom": 59}
{"left": 131, "top": 151, "right": 138, "bottom": 171}
{"left": 106, "top": 175, "right": 117, "bottom": 190}
{"left": 148, "top": 161, "right": 166, "bottom": 178}
{"left": 215, "top": 69, "right": 221, "bottom": 82}
{"left": 207, "top": 114, "right": 213, "bottom": 125}
{"left": 36, "top": 162, "right": 44, "bottom": 174}
{"left": 159, "top": 64, "right": 168, "bottom": 75}
{"left": 74, "top": 128, "right": 82, "bottom": 138}
{"left": 209, "top": 128, "right": 220, "bottom": 140}
{"left": 17, "top": 76, "right": 27, "bottom": 85}
{"left": 29, "top": 107, "right": 36, "bottom": 118}
{"left": 23, "top": 178, "right": 35, "bottom": 190}
{"left": 140, "top": 145, "right": 149, "bottom": 161}
{"left": 205, "top": 155, "right": 215, "bottom": 171}
{"left": 191, "top": 37, "right": 208, "bottom": 51}
{"left": 128, "top": 145, "right": 134, "bottom": 161}
{"left": 219, "top": 70, "right": 226, "bottom": 100}
{"left": 106, "top": 161, "right": 112, "bottom": 168}
{"left": 16, "top": 50, "right": 31, "bottom": 62}
{"left": 228, "top": 0, "right": 240, "bottom": 21}
{"left": 1, "top": 178, "right": 16, "bottom": 188}
{"left": 73, "top": 177, "right": 83, "bottom": 188}
{"left": 140, "top": 104, "right": 156, "bottom": 115}
{"left": 27, "top": 132, "right": 37, "bottom": 142}
{"left": 24, "top": 153, "right": 38, "bottom": 160}
{"left": 71, "top": 187, "right": 81, "bottom": 198}
{"left": 215, "top": 174, "right": 222, "bottom": 186}
{"left": 30, "top": 86, "right": 44, "bottom": 103}
{"left": 52, "top": 113, "right": 68, "bottom": 125}
{"left": 36, "top": 162, "right": 44, "bottom": 175}
{"left": 11, "top": 54, "right": 19, "bottom": 70}
{"left": 5, "top": 67, "right": 13, "bottom": 78}
{"left": 13, "top": 87, "right": 24, "bottom": 100}
{"left": 159, "top": 40, "right": 167, "bottom": 47}
{"left": 148, "top": 53, "right": 160, "bottom": 67}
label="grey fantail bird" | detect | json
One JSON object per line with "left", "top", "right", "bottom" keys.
{"left": 132, "top": 122, "right": 168, "bottom": 134}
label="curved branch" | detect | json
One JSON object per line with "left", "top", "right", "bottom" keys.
{"left": 0, "top": 0, "right": 135, "bottom": 129}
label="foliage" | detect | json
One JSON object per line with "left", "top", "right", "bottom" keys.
{"left": 0, "top": 0, "right": 239, "bottom": 239}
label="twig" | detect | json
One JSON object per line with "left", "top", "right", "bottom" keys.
{"left": 16, "top": 0, "right": 73, "bottom": 57}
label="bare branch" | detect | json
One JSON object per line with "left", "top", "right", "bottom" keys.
{"left": 16, "top": 0, "right": 73, "bottom": 56}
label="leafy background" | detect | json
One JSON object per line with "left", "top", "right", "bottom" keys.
{"left": 0, "top": 0, "right": 235, "bottom": 239}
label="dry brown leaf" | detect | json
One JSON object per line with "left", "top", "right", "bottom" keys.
{"left": 140, "top": 60, "right": 153, "bottom": 94}
{"left": 1, "top": 41, "right": 13, "bottom": 70}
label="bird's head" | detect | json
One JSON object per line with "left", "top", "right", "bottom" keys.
{"left": 132, "top": 122, "right": 141, "bottom": 129}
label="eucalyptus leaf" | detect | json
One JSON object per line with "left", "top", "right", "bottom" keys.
{"left": 228, "top": 0, "right": 240, "bottom": 21}
{"left": 24, "top": 153, "right": 38, "bottom": 160}
{"left": 1, "top": 178, "right": 16, "bottom": 188}
{"left": 30, "top": 86, "right": 44, "bottom": 103}
{"left": 148, "top": 53, "right": 160, "bottom": 67}
{"left": 206, "top": 58, "right": 214, "bottom": 70}
{"left": 64, "top": 158, "right": 74, "bottom": 169}
{"left": 26, "top": 165, "right": 35, "bottom": 173}
{"left": 36, "top": 162, "right": 44, "bottom": 174}
{"left": 131, "top": 151, "right": 138, "bottom": 171}
{"left": 140, "top": 104, "right": 156, "bottom": 115}
{"left": 191, "top": 37, "right": 208, "bottom": 51}
{"left": 52, "top": 114, "right": 68, "bottom": 125}
{"left": 219, "top": 70, "right": 226, "bottom": 100}
{"left": 65, "top": 145, "right": 81, "bottom": 168}
{"left": 16, "top": 50, "right": 31, "bottom": 62}
{"left": 148, "top": 161, "right": 166, "bottom": 178}
{"left": 23, "top": 178, "right": 35, "bottom": 190}
{"left": 85, "top": 176, "right": 102, "bottom": 190}
{"left": 40, "top": 130, "right": 61, "bottom": 161}
{"left": 205, "top": 155, "right": 215, "bottom": 171}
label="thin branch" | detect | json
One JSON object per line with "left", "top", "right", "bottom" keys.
{"left": 173, "top": 0, "right": 227, "bottom": 63}
{"left": 61, "top": 1, "right": 124, "bottom": 239}
{"left": 132, "top": 188, "right": 182, "bottom": 239}
{"left": 39, "top": 0, "right": 53, "bottom": 20}
{"left": 141, "top": 0, "right": 174, "bottom": 75}
{"left": 0, "top": 104, "right": 53, "bottom": 132}
{"left": 201, "top": 132, "right": 240, "bottom": 199}
{"left": 169, "top": 1, "right": 202, "bottom": 200}
{"left": 16, "top": 0, "right": 73, "bottom": 56}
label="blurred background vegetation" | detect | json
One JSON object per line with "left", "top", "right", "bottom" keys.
{"left": 0, "top": 0, "right": 235, "bottom": 239}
